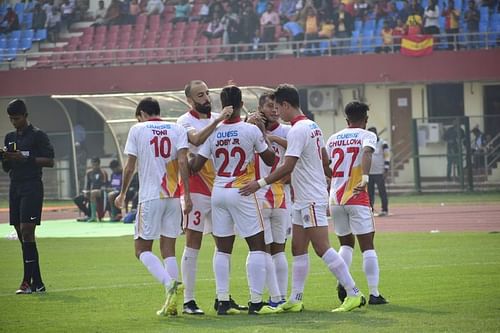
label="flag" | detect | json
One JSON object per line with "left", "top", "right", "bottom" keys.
{"left": 400, "top": 35, "right": 434, "bottom": 56}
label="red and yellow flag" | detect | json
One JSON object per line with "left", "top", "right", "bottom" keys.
{"left": 400, "top": 35, "right": 433, "bottom": 56}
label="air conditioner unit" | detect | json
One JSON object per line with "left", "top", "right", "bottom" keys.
{"left": 417, "top": 123, "right": 442, "bottom": 144}
{"left": 307, "top": 87, "right": 339, "bottom": 112}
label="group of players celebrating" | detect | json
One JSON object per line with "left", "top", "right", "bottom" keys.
{"left": 114, "top": 81, "right": 388, "bottom": 317}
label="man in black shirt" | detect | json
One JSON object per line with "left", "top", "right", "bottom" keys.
{"left": 1, "top": 99, "right": 54, "bottom": 294}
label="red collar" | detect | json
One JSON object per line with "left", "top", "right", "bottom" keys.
{"left": 147, "top": 117, "right": 163, "bottom": 121}
{"left": 189, "top": 110, "right": 211, "bottom": 119}
{"left": 267, "top": 122, "right": 280, "bottom": 132}
{"left": 223, "top": 117, "right": 241, "bottom": 124}
{"left": 290, "top": 115, "right": 308, "bottom": 126}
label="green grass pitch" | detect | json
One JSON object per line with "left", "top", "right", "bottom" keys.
{"left": 1, "top": 231, "right": 499, "bottom": 333}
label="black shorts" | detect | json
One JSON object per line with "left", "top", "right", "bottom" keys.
{"left": 9, "top": 180, "right": 44, "bottom": 225}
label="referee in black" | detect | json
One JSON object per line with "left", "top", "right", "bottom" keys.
{"left": 1, "top": 99, "right": 54, "bottom": 294}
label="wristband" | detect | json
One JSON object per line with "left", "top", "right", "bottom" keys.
{"left": 362, "top": 175, "right": 369, "bottom": 184}
{"left": 257, "top": 178, "right": 267, "bottom": 188}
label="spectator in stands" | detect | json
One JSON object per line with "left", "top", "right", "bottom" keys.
{"left": 107, "top": 159, "right": 123, "bottom": 222}
{"left": 0, "top": 7, "right": 20, "bottom": 34}
{"left": 46, "top": 6, "right": 61, "bottom": 42}
{"left": 203, "top": 12, "right": 224, "bottom": 39}
{"left": 385, "top": 2, "right": 398, "bottom": 28}
{"left": 209, "top": 0, "right": 224, "bottom": 21}
{"left": 283, "top": 14, "right": 305, "bottom": 56}
{"left": 279, "top": 0, "right": 299, "bottom": 23}
{"left": 442, "top": 1, "right": 460, "bottom": 50}
{"left": 74, "top": 156, "right": 108, "bottom": 222}
{"left": 146, "top": 0, "right": 165, "bottom": 16}
{"left": 221, "top": 4, "right": 240, "bottom": 58}
{"left": 61, "top": 0, "right": 75, "bottom": 32}
{"left": 398, "top": 0, "right": 411, "bottom": 23}
{"left": 32, "top": 3, "right": 47, "bottom": 32}
{"left": 410, "top": 0, "right": 424, "bottom": 17}
{"left": 392, "top": 18, "right": 406, "bottom": 51}
{"left": 42, "top": 0, "right": 54, "bottom": 16}
{"left": 239, "top": 2, "right": 259, "bottom": 42}
{"left": 303, "top": 6, "right": 320, "bottom": 55}
{"left": 378, "top": 21, "right": 394, "bottom": 52}
{"left": 260, "top": 2, "right": 280, "bottom": 43}
{"left": 464, "top": 0, "right": 480, "bottom": 49}
{"left": 104, "top": 0, "right": 122, "bottom": 25}
{"left": 423, "top": 0, "right": 440, "bottom": 34}
{"left": 353, "top": 0, "right": 369, "bottom": 20}
{"left": 93, "top": 0, "right": 107, "bottom": 25}
{"left": 171, "top": 0, "right": 189, "bottom": 23}
{"left": 192, "top": 0, "right": 210, "bottom": 22}
{"left": 406, "top": 7, "right": 423, "bottom": 34}
{"left": 255, "top": 0, "right": 269, "bottom": 16}
{"left": 333, "top": 3, "right": 353, "bottom": 54}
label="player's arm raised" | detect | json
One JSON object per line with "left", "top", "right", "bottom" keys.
{"left": 187, "top": 106, "right": 233, "bottom": 146}
{"left": 353, "top": 146, "right": 374, "bottom": 195}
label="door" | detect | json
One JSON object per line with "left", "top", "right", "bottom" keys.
{"left": 390, "top": 89, "right": 413, "bottom": 169}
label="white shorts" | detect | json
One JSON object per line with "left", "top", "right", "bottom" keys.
{"left": 134, "top": 198, "right": 182, "bottom": 240}
{"left": 262, "top": 208, "right": 290, "bottom": 245}
{"left": 182, "top": 193, "right": 212, "bottom": 234}
{"left": 292, "top": 203, "right": 329, "bottom": 228}
{"left": 211, "top": 187, "right": 264, "bottom": 238}
{"left": 330, "top": 205, "right": 375, "bottom": 236}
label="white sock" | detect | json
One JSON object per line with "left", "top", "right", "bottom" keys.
{"left": 213, "top": 251, "right": 231, "bottom": 301}
{"left": 321, "top": 248, "right": 359, "bottom": 297}
{"left": 265, "top": 253, "right": 281, "bottom": 303}
{"left": 181, "top": 247, "right": 199, "bottom": 303}
{"left": 139, "top": 251, "right": 172, "bottom": 288}
{"left": 338, "top": 245, "right": 354, "bottom": 268}
{"left": 246, "top": 251, "right": 267, "bottom": 304}
{"left": 164, "top": 256, "right": 178, "bottom": 281}
{"left": 272, "top": 252, "right": 288, "bottom": 300}
{"left": 289, "top": 253, "right": 309, "bottom": 303}
{"left": 363, "top": 249, "right": 380, "bottom": 297}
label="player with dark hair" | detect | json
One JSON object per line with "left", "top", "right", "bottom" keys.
{"left": 177, "top": 80, "right": 245, "bottom": 315}
{"left": 240, "top": 84, "right": 366, "bottom": 313}
{"left": 115, "top": 97, "right": 192, "bottom": 316}
{"left": 1, "top": 99, "right": 54, "bottom": 294}
{"left": 190, "top": 85, "right": 281, "bottom": 315}
{"left": 326, "top": 101, "right": 388, "bottom": 305}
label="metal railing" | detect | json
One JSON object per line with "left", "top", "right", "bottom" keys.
{"left": 1, "top": 30, "right": 498, "bottom": 70}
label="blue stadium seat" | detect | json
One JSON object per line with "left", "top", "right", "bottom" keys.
{"left": 20, "top": 37, "right": 33, "bottom": 51}
{"left": 23, "top": 13, "right": 33, "bottom": 29}
{"left": 479, "top": 22, "right": 488, "bottom": 48}
{"left": 439, "top": 17, "right": 446, "bottom": 31}
{"left": 0, "top": 37, "right": 6, "bottom": 49}
{"left": 362, "top": 30, "right": 375, "bottom": 53}
{"left": 9, "top": 30, "right": 22, "bottom": 40}
{"left": 21, "top": 29, "right": 34, "bottom": 39}
{"left": 354, "top": 19, "right": 363, "bottom": 32}
{"left": 454, "top": 0, "right": 462, "bottom": 11}
{"left": 14, "top": 2, "right": 24, "bottom": 13}
{"left": 7, "top": 38, "right": 19, "bottom": 49}
{"left": 364, "top": 19, "right": 376, "bottom": 31}
{"left": 33, "top": 29, "right": 47, "bottom": 42}
{"left": 376, "top": 19, "right": 385, "bottom": 31}
{"left": 5, "top": 47, "right": 17, "bottom": 61}
{"left": 350, "top": 31, "right": 361, "bottom": 53}
{"left": 395, "top": 1, "right": 404, "bottom": 11}
{"left": 479, "top": 7, "right": 489, "bottom": 25}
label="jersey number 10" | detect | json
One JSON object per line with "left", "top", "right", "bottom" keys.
{"left": 150, "top": 136, "right": 171, "bottom": 158}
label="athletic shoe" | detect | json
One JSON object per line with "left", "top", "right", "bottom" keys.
{"left": 183, "top": 300, "right": 204, "bottom": 315}
{"left": 332, "top": 294, "right": 366, "bottom": 312}
{"left": 213, "top": 295, "right": 248, "bottom": 311}
{"left": 378, "top": 211, "right": 388, "bottom": 217}
{"left": 369, "top": 294, "right": 388, "bottom": 305}
{"left": 157, "top": 281, "right": 183, "bottom": 316}
{"left": 337, "top": 284, "right": 347, "bottom": 303}
{"left": 278, "top": 300, "right": 304, "bottom": 313}
{"left": 16, "top": 281, "right": 32, "bottom": 295}
{"left": 248, "top": 302, "right": 283, "bottom": 315}
{"left": 216, "top": 300, "right": 241, "bottom": 315}
{"left": 76, "top": 216, "right": 89, "bottom": 222}
{"left": 32, "top": 284, "right": 46, "bottom": 293}
{"left": 268, "top": 298, "right": 286, "bottom": 307}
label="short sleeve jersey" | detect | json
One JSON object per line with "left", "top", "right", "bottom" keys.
{"left": 124, "top": 118, "right": 188, "bottom": 203}
{"left": 326, "top": 127, "right": 377, "bottom": 206}
{"left": 198, "top": 119, "right": 268, "bottom": 189}
{"left": 177, "top": 110, "right": 218, "bottom": 195}
{"left": 285, "top": 115, "right": 328, "bottom": 207}
{"left": 255, "top": 123, "right": 291, "bottom": 208}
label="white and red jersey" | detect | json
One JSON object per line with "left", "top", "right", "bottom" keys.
{"left": 285, "top": 115, "right": 328, "bottom": 207}
{"left": 255, "top": 123, "right": 291, "bottom": 209}
{"left": 124, "top": 118, "right": 188, "bottom": 203}
{"left": 198, "top": 119, "right": 269, "bottom": 189}
{"left": 326, "top": 127, "right": 377, "bottom": 206}
{"left": 177, "top": 110, "right": 218, "bottom": 196}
